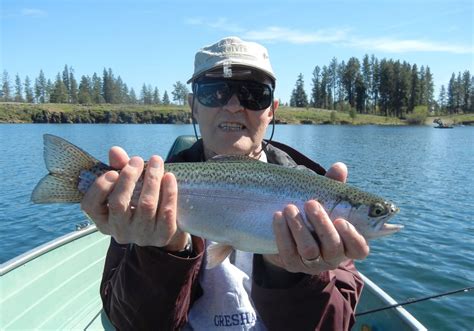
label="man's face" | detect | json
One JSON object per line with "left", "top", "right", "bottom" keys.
{"left": 190, "top": 77, "right": 278, "bottom": 159}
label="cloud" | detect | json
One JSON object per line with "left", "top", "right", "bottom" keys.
{"left": 347, "top": 37, "right": 473, "bottom": 54}
{"left": 243, "top": 27, "right": 349, "bottom": 44}
{"left": 21, "top": 8, "right": 47, "bottom": 18}
{"left": 186, "top": 17, "right": 473, "bottom": 55}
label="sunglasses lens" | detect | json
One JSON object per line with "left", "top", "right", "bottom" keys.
{"left": 239, "top": 82, "right": 272, "bottom": 111}
{"left": 196, "top": 80, "right": 273, "bottom": 111}
{"left": 196, "top": 82, "right": 231, "bottom": 107}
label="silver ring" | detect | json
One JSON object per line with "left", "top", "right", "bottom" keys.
{"left": 301, "top": 256, "right": 322, "bottom": 267}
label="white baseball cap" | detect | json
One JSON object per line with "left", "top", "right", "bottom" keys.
{"left": 187, "top": 36, "right": 276, "bottom": 84}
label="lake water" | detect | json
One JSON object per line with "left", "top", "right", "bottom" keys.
{"left": 1, "top": 124, "right": 473, "bottom": 330}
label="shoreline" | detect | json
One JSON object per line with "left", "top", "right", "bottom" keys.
{"left": 1, "top": 103, "right": 473, "bottom": 126}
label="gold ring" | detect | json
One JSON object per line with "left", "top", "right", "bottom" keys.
{"left": 301, "top": 256, "right": 322, "bottom": 267}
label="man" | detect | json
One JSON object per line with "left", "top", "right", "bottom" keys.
{"left": 82, "top": 36, "right": 369, "bottom": 330}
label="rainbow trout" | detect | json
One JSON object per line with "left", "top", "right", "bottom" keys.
{"left": 32, "top": 134, "right": 401, "bottom": 266}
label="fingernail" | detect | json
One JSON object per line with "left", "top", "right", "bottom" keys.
{"left": 149, "top": 156, "right": 161, "bottom": 168}
{"left": 104, "top": 171, "right": 118, "bottom": 182}
{"left": 129, "top": 157, "right": 142, "bottom": 167}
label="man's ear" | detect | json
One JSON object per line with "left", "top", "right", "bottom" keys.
{"left": 268, "top": 99, "right": 279, "bottom": 119}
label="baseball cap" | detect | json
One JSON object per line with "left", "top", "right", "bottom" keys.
{"left": 187, "top": 36, "right": 276, "bottom": 85}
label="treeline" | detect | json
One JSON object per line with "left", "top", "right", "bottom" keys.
{"left": 0, "top": 65, "right": 190, "bottom": 106}
{"left": 290, "top": 55, "right": 474, "bottom": 117}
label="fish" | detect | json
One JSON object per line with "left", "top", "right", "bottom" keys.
{"left": 32, "top": 134, "right": 402, "bottom": 268}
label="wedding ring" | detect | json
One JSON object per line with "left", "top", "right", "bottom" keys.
{"left": 301, "top": 256, "right": 322, "bottom": 267}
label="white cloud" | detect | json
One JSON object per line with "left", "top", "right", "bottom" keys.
{"left": 347, "top": 37, "right": 473, "bottom": 54}
{"left": 21, "top": 8, "right": 47, "bottom": 18}
{"left": 186, "top": 17, "right": 473, "bottom": 55}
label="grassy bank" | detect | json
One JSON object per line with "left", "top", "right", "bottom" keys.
{"left": 1, "top": 102, "right": 473, "bottom": 125}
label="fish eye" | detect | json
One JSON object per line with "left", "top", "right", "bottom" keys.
{"left": 369, "top": 203, "right": 387, "bottom": 217}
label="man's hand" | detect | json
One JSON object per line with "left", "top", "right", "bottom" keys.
{"left": 81, "top": 147, "right": 188, "bottom": 251}
{"left": 263, "top": 162, "right": 370, "bottom": 275}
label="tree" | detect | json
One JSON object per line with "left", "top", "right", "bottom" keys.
{"left": 141, "top": 84, "right": 152, "bottom": 104}
{"left": 2, "top": 70, "right": 11, "bottom": 101}
{"left": 409, "top": 64, "right": 419, "bottom": 112}
{"left": 69, "top": 71, "right": 78, "bottom": 103}
{"left": 15, "top": 74, "right": 24, "bottom": 102}
{"left": 329, "top": 57, "right": 338, "bottom": 109}
{"left": 438, "top": 85, "right": 447, "bottom": 113}
{"left": 162, "top": 90, "right": 170, "bottom": 105}
{"left": 153, "top": 87, "right": 161, "bottom": 104}
{"left": 461, "top": 70, "right": 471, "bottom": 113}
{"left": 290, "top": 73, "right": 308, "bottom": 107}
{"left": 310, "top": 66, "right": 321, "bottom": 108}
{"left": 91, "top": 73, "right": 103, "bottom": 103}
{"left": 35, "top": 70, "right": 47, "bottom": 103}
{"left": 172, "top": 81, "right": 189, "bottom": 105}
{"left": 62, "top": 65, "right": 70, "bottom": 99}
{"left": 78, "top": 75, "right": 92, "bottom": 104}
{"left": 129, "top": 88, "right": 138, "bottom": 104}
{"left": 50, "top": 73, "right": 68, "bottom": 103}
{"left": 342, "top": 57, "right": 360, "bottom": 108}
{"left": 24, "top": 76, "right": 34, "bottom": 103}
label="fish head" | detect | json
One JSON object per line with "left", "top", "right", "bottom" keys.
{"left": 343, "top": 200, "right": 402, "bottom": 239}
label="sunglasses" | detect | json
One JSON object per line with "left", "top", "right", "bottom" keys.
{"left": 195, "top": 80, "right": 274, "bottom": 111}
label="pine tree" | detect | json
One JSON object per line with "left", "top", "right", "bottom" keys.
{"left": 447, "top": 73, "right": 456, "bottom": 114}
{"left": 409, "top": 64, "right": 419, "bottom": 112}
{"left": 50, "top": 73, "right": 68, "bottom": 103}
{"left": 2, "top": 70, "right": 11, "bottom": 102}
{"left": 78, "top": 75, "right": 92, "bottom": 104}
{"left": 24, "top": 76, "right": 34, "bottom": 103}
{"left": 153, "top": 87, "right": 161, "bottom": 104}
{"left": 461, "top": 70, "right": 471, "bottom": 113}
{"left": 342, "top": 57, "right": 360, "bottom": 108}
{"left": 129, "top": 88, "right": 138, "bottom": 104}
{"left": 290, "top": 73, "right": 308, "bottom": 108}
{"left": 35, "top": 70, "right": 47, "bottom": 103}
{"left": 329, "top": 57, "right": 338, "bottom": 109}
{"left": 91, "top": 73, "right": 103, "bottom": 103}
{"left": 62, "top": 65, "right": 70, "bottom": 100}
{"left": 14, "top": 74, "right": 24, "bottom": 102}
{"left": 310, "top": 66, "right": 321, "bottom": 108}
{"left": 69, "top": 71, "right": 78, "bottom": 103}
{"left": 438, "top": 85, "right": 447, "bottom": 113}
{"left": 162, "top": 90, "right": 170, "bottom": 105}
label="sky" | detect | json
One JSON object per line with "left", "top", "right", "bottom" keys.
{"left": 1, "top": 0, "right": 473, "bottom": 104}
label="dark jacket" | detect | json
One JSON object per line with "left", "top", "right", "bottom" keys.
{"left": 100, "top": 140, "right": 364, "bottom": 331}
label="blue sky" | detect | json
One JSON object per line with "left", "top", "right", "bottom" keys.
{"left": 2, "top": 0, "right": 473, "bottom": 104}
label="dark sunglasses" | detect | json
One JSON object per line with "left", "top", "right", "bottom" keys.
{"left": 195, "top": 80, "right": 274, "bottom": 111}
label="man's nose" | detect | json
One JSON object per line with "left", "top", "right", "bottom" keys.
{"left": 223, "top": 94, "right": 244, "bottom": 113}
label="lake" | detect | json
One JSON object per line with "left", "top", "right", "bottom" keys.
{"left": 0, "top": 124, "right": 473, "bottom": 330}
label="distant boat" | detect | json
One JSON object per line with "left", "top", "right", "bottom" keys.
{"left": 433, "top": 118, "right": 454, "bottom": 129}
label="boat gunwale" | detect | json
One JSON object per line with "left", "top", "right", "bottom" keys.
{"left": 359, "top": 273, "right": 427, "bottom": 330}
{"left": 0, "top": 224, "right": 99, "bottom": 276}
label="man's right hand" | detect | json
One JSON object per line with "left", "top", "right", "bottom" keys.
{"left": 81, "top": 146, "right": 189, "bottom": 252}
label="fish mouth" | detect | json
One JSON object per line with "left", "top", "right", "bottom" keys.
{"left": 374, "top": 206, "right": 403, "bottom": 237}
{"left": 218, "top": 122, "right": 246, "bottom": 132}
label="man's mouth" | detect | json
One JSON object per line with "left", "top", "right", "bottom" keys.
{"left": 218, "top": 122, "right": 246, "bottom": 132}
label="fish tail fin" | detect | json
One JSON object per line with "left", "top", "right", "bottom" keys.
{"left": 31, "top": 174, "right": 84, "bottom": 203}
{"left": 31, "top": 134, "right": 100, "bottom": 203}
{"left": 206, "top": 243, "right": 234, "bottom": 269}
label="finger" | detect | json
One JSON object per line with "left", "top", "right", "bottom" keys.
{"left": 325, "top": 162, "right": 347, "bottom": 183}
{"left": 109, "top": 146, "right": 130, "bottom": 170}
{"left": 108, "top": 157, "right": 144, "bottom": 222}
{"left": 81, "top": 170, "right": 119, "bottom": 232}
{"left": 305, "top": 200, "right": 344, "bottom": 265}
{"left": 272, "top": 210, "right": 300, "bottom": 273}
{"left": 134, "top": 155, "right": 163, "bottom": 223}
{"left": 285, "top": 205, "right": 320, "bottom": 261}
{"left": 334, "top": 219, "right": 370, "bottom": 260}
{"left": 155, "top": 172, "right": 179, "bottom": 247}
